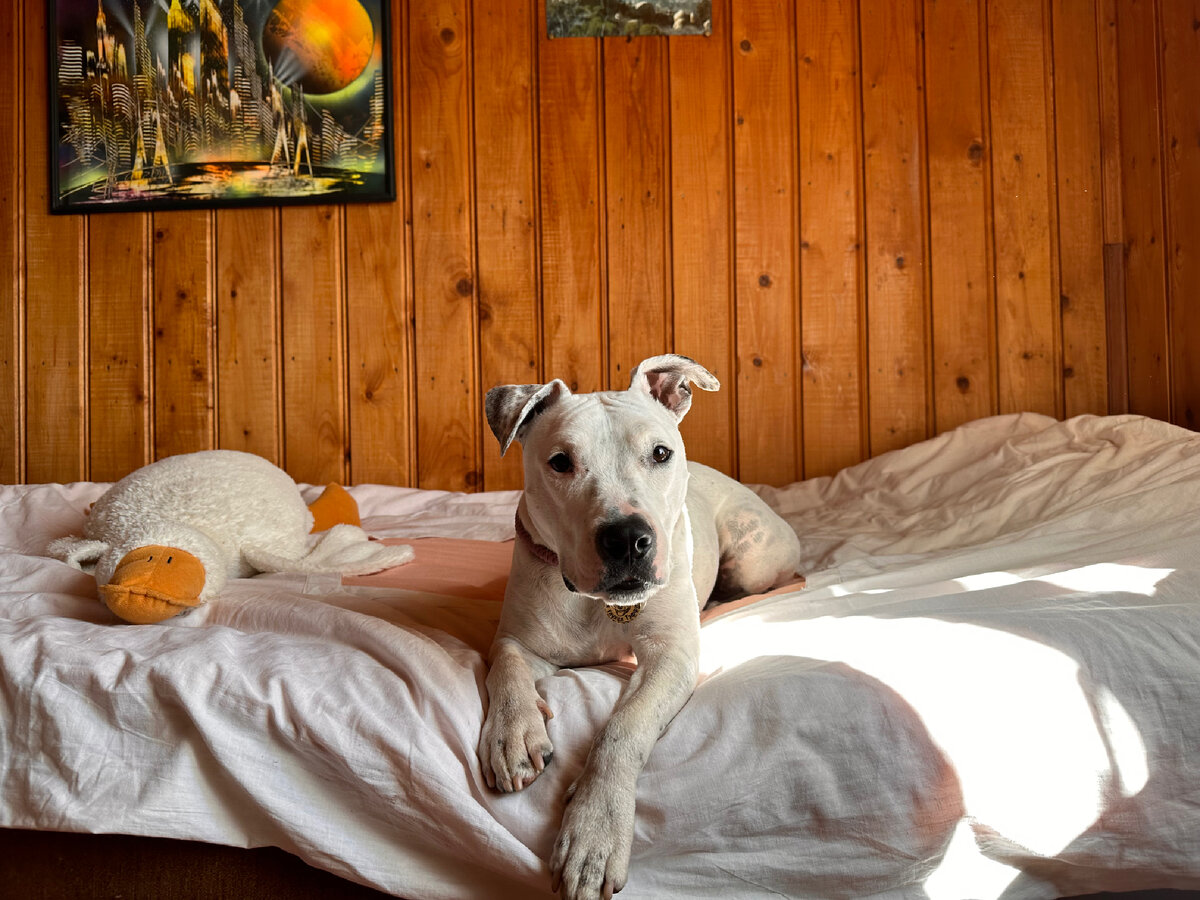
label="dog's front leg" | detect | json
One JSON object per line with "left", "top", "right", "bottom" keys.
{"left": 551, "top": 633, "right": 699, "bottom": 900}
{"left": 480, "top": 635, "right": 557, "bottom": 792}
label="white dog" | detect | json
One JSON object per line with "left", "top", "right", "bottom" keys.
{"left": 479, "top": 355, "right": 802, "bottom": 900}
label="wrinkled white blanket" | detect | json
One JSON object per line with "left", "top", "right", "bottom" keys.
{"left": 3, "top": 413, "right": 1200, "bottom": 899}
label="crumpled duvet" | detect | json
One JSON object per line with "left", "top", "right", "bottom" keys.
{"left": 3, "top": 413, "right": 1200, "bottom": 899}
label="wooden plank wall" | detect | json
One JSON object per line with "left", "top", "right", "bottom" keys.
{"left": 3, "top": 0, "right": 1198, "bottom": 491}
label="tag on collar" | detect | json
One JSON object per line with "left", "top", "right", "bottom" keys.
{"left": 604, "top": 602, "right": 645, "bottom": 623}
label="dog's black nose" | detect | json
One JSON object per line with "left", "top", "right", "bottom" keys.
{"left": 596, "top": 516, "right": 655, "bottom": 564}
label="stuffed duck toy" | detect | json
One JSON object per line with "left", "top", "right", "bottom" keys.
{"left": 48, "top": 450, "right": 414, "bottom": 624}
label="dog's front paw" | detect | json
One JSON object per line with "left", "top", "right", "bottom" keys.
{"left": 479, "top": 697, "right": 554, "bottom": 792}
{"left": 550, "top": 776, "right": 636, "bottom": 900}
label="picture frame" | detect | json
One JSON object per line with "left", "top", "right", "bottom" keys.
{"left": 546, "top": 0, "right": 711, "bottom": 38}
{"left": 48, "top": 0, "right": 395, "bottom": 214}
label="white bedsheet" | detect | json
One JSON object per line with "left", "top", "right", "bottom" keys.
{"left": 3, "top": 413, "right": 1200, "bottom": 898}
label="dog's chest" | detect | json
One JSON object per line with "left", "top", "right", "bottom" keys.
{"left": 503, "top": 564, "right": 637, "bottom": 665}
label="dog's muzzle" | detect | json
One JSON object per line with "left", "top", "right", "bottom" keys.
{"left": 595, "top": 514, "right": 659, "bottom": 595}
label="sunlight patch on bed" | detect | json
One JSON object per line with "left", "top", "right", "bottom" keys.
{"left": 699, "top": 613, "right": 1149, "bottom": 899}
{"left": 1095, "top": 683, "right": 1149, "bottom": 797}
{"left": 950, "top": 563, "right": 1172, "bottom": 598}
{"left": 1036, "top": 562, "right": 1173, "bottom": 596}
{"left": 828, "top": 585, "right": 895, "bottom": 597}
{"left": 924, "top": 819, "right": 1020, "bottom": 900}
{"left": 954, "top": 571, "right": 1025, "bottom": 591}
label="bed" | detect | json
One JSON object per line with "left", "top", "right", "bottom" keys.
{"left": 3, "top": 412, "right": 1200, "bottom": 899}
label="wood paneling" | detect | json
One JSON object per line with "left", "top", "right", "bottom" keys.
{"left": 346, "top": 201, "right": 415, "bottom": 488}
{"left": 216, "top": 208, "right": 281, "bottom": 465}
{"left": 604, "top": 38, "right": 670, "bottom": 389}
{"left": 0, "top": 0, "right": 21, "bottom": 483}
{"left": 669, "top": 0, "right": 735, "bottom": 475}
{"left": 152, "top": 212, "right": 214, "bottom": 461}
{"left": 1098, "top": 0, "right": 1129, "bottom": 415}
{"left": 89, "top": 214, "right": 150, "bottom": 481}
{"left": 25, "top": 1, "right": 85, "bottom": 483}
{"left": 731, "top": 0, "right": 801, "bottom": 485}
{"left": 1114, "top": 0, "right": 1169, "bottom": 420}
{"left": 796, "top": 0, "right": 865, "bottom": 478}
{"left": 410, "top": 0, "right": 479, "bottom": 492}
{"left": 348, "top": 4, "right": 414, "bottom": 488}
{"left": 5, "top": 1, "right": 1198, "bottom": 490}
{"left": 988, "top": 0, "right": 1061, "bottom": 418}
{"left": 924, "top": 0, "right": 994, "bottom": 434}
{"left": 1052, "top": 0, "right": 1108, "bottom": 420}
{"left": 538, "top": 8, "right": 604, "bottom": 397}
{"left": 474, "top": 0, "right": 539, "bottom": 490}
{"left": 861, "top": 0, "right": 929, "bottom": 455}
{"left": 281, "top": 206, "right": 346, "bottom": 485}
{"left": 1161, "top": 0, "right": 1200, "bottom": 429}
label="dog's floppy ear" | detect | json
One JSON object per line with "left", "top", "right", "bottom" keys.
{"left": 628, "top": 354, "right": 720, "bottom": 421}
{"left": 486, "top": 379, "right": 571, "bottom": 456}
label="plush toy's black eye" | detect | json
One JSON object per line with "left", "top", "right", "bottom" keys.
{"left": 652, "top": 445, "right": 673, "bottom": 464}
{"left": 548, "top": 452, "right": 573, "bottom": 473}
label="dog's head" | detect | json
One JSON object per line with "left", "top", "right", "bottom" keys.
{"left": 487, "top": 355, "right": 719, "bottom": 608}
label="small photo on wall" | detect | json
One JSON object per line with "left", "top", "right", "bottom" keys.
{"left": 49, "top": 0, "right": 394, "bottom": 214}
{"left": 547, "top": 0, "right": 712, "bottom": 38}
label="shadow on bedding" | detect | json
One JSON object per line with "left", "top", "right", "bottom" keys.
{"left": 697, "top": 569, "right": 1200, "bottom": 899}
{"left": 640, "top": 653, "right": 965, "bottom": 899}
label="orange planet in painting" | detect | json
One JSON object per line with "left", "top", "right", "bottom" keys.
{"left": 262, "top": 0, "right": 375, "bottom": 95}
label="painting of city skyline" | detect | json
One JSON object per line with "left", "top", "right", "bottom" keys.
{"left": 50, "top": 0, "right": 394, "bottom": 213}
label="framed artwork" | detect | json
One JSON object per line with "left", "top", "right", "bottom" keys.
{"left": 547, "top": 0, "right": 711, "bottom": 37}
{"left": 49, "top": 0, "right": 394, "bottom": 214}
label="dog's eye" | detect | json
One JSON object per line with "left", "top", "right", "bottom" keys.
{"left": 548, "top": 452, "right": 573, "bottom": 473}
{"left": 652, "top": 445, "right": 673, "bottom": 464}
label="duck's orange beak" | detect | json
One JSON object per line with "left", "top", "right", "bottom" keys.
{"left": 99, "top": 545, "right": 206, "bottom": 625}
